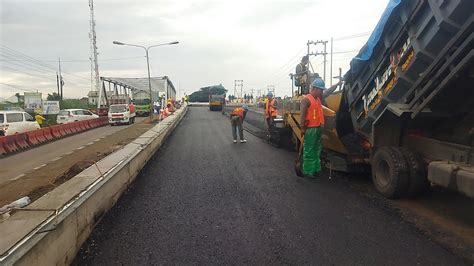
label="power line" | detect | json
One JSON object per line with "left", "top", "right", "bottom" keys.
{"left": 1, "top": 65, "right": 57, "bottom": 81}
{"left": 0, "top": 56, "right": 145, "bottom": 63}
{"left": 0, "top": 53, "right": 57, "bottom": 76}
{"left": 333, "top": 31, "right": 371, "bottom": 41}
{"left": 263, "top": 46, "right": 306, "bottom": 83}
{"left": 0, "top": 45, "right": 90, "bottom": 81}
{"left": 0, "top": 83, "right": 38, "bottom": 92}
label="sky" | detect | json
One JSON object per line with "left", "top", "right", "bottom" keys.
{"left": 0, "top": 0, "right": 388, "bottom": 99}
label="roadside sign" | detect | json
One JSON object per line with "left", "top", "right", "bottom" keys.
{"left": 42, "top": 101, "right": 60, "bottom": 114}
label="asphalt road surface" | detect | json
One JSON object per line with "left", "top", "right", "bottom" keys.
{"left": 0, "top": 117, "right": 146, "bottom": 185}
{"left": 75, "top": 107, "right": 464, "bottom": 265}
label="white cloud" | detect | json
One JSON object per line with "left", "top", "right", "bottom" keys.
{"left": 0, "top": 0, "right": 388, "bottom": 98}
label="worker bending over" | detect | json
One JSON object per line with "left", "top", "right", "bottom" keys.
{"left": 230, "top": 105, "right": 249, "bottom": 143}
{"left": 265, "top": 92, "right": 278, "bottom": 133}
{"left": 300, "top": 78, "right": 326, "bottom": 178}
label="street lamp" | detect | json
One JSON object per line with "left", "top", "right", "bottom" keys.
{"left": 113, "top": 40, "right": 179, "bottom": 122}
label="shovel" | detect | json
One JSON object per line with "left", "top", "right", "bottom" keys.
{"left": 295, "top": 138, "right": 304, "bottom": 177}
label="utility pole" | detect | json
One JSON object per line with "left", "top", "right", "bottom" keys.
{"left": 58, "top": 58, "right": 63, "bottom": 100}
{"left": 330, "top": 37, "right": 333, "bottom": 86}
{"left": 267, "top": 85, "right": 275, "bottom": 94}
{"left": 56, "top": 72, "right": 60, "bottom": 96}
{"left": 234, "top": 80, "right": 243, "bottom": 99}
{"left": 307, "top": 40, "right": 328, "bottom": 83}
{"left": 89, "top": 0, "right": 101, "bottom": 108}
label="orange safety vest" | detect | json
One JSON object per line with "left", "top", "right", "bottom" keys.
{"left": 231, "top": 107, "right": 245, "bottom": 120}
{"left": 265, "top": 99, "right": 278, "bottom": 118}
{"left": 305, "top": 94, "right": 324, "bottom": 127}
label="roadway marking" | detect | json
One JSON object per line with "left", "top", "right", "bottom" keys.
{"left": 64, "top": 151, "right": 73, "bottom": 155}
{"left": 33, "top": 164, "right": 47, "bottom": 170}
{"left": 50, "top": 157, "right": 62, "bottom": 162}
{"left": 86, "top": 142, "right": 95, "bottom": 146}
{"left": 11, "top": 174, "right": 25, "bottom": 181}
{"left": 77, "top": 146, "right": 85, "bottom": 150}
{"left": 94, "top": 138, "right": 101, "bottom": 142}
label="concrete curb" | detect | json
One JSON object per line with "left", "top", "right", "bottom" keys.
{"left": 0, "top": 106, "right": 188, "bottom": 265}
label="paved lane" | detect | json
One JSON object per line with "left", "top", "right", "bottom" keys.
{"left": 75, "top": 108, "right": 463, "bottom": 265}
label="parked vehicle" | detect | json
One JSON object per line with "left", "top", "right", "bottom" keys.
{"left": 0, "top": 111, "right": 40, "bottom": 136}
{"left": 108, "top": 104, "right": 136, "bottom": 125}
{"left": 56, "top": 109, "right": 99, "bottom": 124}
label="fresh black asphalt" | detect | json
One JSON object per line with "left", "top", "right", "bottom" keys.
{"left": 75, "top": 107, "right": 463, "bottom": 265}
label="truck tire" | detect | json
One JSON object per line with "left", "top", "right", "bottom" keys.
{"left": 400, "top": 148, "right": 429, "bottom": 197}
{"left": 371, "top": 147, "right": 409, "bottom": 198}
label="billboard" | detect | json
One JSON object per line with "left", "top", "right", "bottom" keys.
{"left": 42, "top": 101, "right": 60, "bottom": 114}
{"left": 24, "top": 92, "right": 42, "bottom": 113}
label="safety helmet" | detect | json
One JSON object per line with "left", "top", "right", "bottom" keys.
{"left": 267, "top": 92, "right": 274, "bottom": 98}
{"left": 311, "top": 78, "right": 326, "bottom": 90}
{"left": 242, "top": 104, "right": 249, "bottom": 111}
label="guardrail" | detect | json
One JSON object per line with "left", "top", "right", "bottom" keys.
{"left": 0, "top": 106, "right": 187, "bottom": 265}
{"left": 0, "top": 117, "right": 109, "bottom": 157}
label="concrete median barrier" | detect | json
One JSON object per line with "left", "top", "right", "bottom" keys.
{"left": 0, "top": 118, "right": 109, "bottom": 157}
{"left": 0, "top": 106, "right": 188, "bottom": 265}
{"left": 0, "top": 137, "right": 8, "bottom": 156}
{"left": 13, "top": 133, "right": 29, "bottom": 150}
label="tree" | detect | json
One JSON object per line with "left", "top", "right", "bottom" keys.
{"left": 189, "top": 84, "right": 227, "bottom": 102}
{"left": 47, "top": 92, "right": 61, "bottom": 101}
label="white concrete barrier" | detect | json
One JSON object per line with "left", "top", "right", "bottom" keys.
{"left": 0, "top": 106, "right": 188, "bottom": 265}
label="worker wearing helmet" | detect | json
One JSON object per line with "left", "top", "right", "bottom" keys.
{"left": 265, "top": 92, "right": 278, "bottom": 133}
{"left": 299, "top": 78, "right": 326, "bottom": 178}
{"left": 230, "top": 104, "right": 249, "bottom": 143}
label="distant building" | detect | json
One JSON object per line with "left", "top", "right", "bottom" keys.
{"left": 87, "top": 91, "right": 98, "bottom": 105}
{"left": 80, "top": 97, "right": 89, "bottom": 105}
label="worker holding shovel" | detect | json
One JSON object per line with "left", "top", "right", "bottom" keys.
{"left": 298, "top": 78, "right": 326, "bottom": 178}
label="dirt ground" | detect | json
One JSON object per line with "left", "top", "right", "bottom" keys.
{"left": 0, "top": 121, "right": 156, "bottom": 207}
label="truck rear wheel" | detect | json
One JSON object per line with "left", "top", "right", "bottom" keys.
{"left": 371, "top": 147, "right": 409, "bottom": 198}
{"left": 400, "top": 148, "right": 429, "bottom": 197}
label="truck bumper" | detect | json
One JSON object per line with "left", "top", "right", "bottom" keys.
{"left": 428, "top": 161, "right": 474, "bottom": 198}
{"left": 109, "top": 117, "right": 129, "bottom": 125}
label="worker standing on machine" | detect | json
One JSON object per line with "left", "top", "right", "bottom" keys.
{"left": 295, "top": 56, "right": 309, "bottom": 89}
{"left": 265, "top": 92, "right": 278, "bottom": 135}
{"left": 300, "top": 78, "right": 326, "bottom": 178}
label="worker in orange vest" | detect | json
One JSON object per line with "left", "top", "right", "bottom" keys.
{"left": 299, "top": 78, "right": 326, "bottom": 178}
{"left": 265, "top": 92, "right": 278, "bottom": 134}
{"left": 160, "top": 103, "right": 173, "bottom": 120}
{"left": 230, "top": 105, "right": 249, "bottom": 143}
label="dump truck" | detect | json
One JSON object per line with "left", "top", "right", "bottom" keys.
{"left": 209, "top": 94, "right": 225, "bottom": 111}
{"left": 278, "top": 0, "right": 473, "bottom": 199}
{"left": 132, "top": 90, "right": 153, "bottom": 116}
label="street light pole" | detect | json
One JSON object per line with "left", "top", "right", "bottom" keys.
{"left": 113, "top": 40, "right": 179, "bottom": 123}
{"left": 145, "top": 48, "right": 153, "bottom": 123}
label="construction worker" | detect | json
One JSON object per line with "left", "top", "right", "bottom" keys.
{"left": 295, "top": 55, "right": 309, "bottom": 88}
{"left": 230, "top": 105, "right": 249, "bottom": 143}
{"left": 265, "top": 92, "right": 278, "bottom": 134}
{"left": 160, "top": 103, "right": 173, "bottom": 120}
{"left": 34, "top": 113, "right": 46, "bottom": 127}
{"left": 221, "top": 95, "right": 226, "bottom": 115}
{"left": 300, "top": 78, "right": 326, "bottom": 178}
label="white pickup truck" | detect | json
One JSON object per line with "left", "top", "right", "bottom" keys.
{"left": 108, "top": 104, "right": 136, "bottom": 126}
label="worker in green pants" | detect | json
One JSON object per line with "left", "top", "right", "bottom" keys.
{"left": 300, "top": 78, "right": 326, "bottom": 178}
